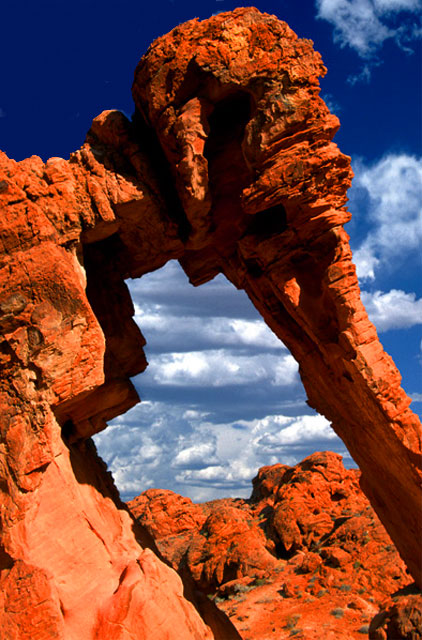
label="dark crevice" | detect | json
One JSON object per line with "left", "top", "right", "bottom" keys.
{"left": 83, "top": 233, "right": 147, "bottom": 380}
{"left": 311, "top": 515, "right": 354, "bottom": 552}
{"left": 203, "top": 91, "right": 252, "bottom": 164}
{"left": 274, "top": 540, "right": 296, "bottom": 560}
{"left": 61, "top": 419, "right": 76, "bottom": 442}
{"left": 203, "top": 91, "right": 253, "bottom": 206}
{"left": 331, "top": 491, "right": 346, "bottom": 502}
{"left": 131, "top": 110, "right": 191, "bottom": 242}
{"left": 243, "top": 203, "right": 288, "bottom": 238}
{"left": 221, "top": 562, "right": 240, "bottom": 586}
{"left": 0, "top": 546, "right": 14, "bottom": 571}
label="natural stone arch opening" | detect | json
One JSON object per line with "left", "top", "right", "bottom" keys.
{"left": 91, "top": 257, "right": 351, "bottom": 504}
{"left": 52, "top": 7, "right": 420, "bottom": 586}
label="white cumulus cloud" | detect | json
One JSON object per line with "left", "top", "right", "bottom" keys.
{"left": 317, "top": 0, "right": 392, "bottom": 56}
{"left": 145, "top": 350, "right": 298, "bottom": 387}
{"left": 253, "top": 414, "right": 337, "bottom": 454}
{"left": 349, "top": 153, "right": 422, "bottom": 281}
{"left": 176, "top": 459, "right": 262, "bottom": 489}
{"left": 172, "top": 441, "right": 219, "bottom": 469}
{"left": 316, "top": 0, "right": 422, "bottom": 58}
{"left": 133, "top": 307, "right": 284, "bottom": 353}
{"left": 361, "top": 289, "right": 422, "bottom": 331}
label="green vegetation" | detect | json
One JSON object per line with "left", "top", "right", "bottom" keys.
{"left": 254, "top": 577, "right": 267, "bottom": 587}
{"left": 285, "top": 614, "right": 301, "bottom": 629}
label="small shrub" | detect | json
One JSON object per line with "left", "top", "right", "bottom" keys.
{"left": 353, "top": 560, "right": 362, "bottom": 570}
{"left": 254, "top": 577, "right": 267, "bottom": 587}
{"left": 256, "top": 597, "right": 273, "bottom": 604}
{"left": 331, "top": 608, "right": 344, "bottom": 619}
{"left": 234, "top": 583, "right": 252, "bottom": 594}
{"left": 339, "top": 584, "right": 352, "bottom": 592}
{"left": 233, "top": 595, "right": 246, "bottom": 602}
{"left": 285, "top": 614, "right": 301, "bottom": 629}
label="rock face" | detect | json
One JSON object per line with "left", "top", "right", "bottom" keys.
{"left": 0, "top": 7, "right": 420, "bottom": 638}
{"left": 129, "top": 452, "right": 416, "bottom": 639}
{"left": 369, "top": 590, "right": 422, "bottom": 639}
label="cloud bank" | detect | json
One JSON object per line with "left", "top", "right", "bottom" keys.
{"left": 361, "top": 289, "right": 422, "bottom": 331}
{"left": 348, "top": 153, "right": 422, "bottom": 282}
{"left": 93, "top": 261, "right": 352, "bottom": 502}
{"left": 316, "top": 0, "right": 422, "bottom": 57}
{"left": 94, "top": 399, "right": 350, "bottom": 502}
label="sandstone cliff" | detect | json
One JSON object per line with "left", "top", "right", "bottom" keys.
{"left": 0, "top": 7, "right": 420, "bottom": 639}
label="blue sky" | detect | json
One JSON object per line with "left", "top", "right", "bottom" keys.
{"left": 1, "top": 0, "right": 421, "bottom": 501}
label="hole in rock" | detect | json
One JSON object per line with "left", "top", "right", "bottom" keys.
{"left": 243, "top": 203, "right": 288, "bottom": 238}
{"left": 274, "top": 541, "right": 297, "bottom": 561}
{"left": 203, "top": 91, "right": 254, "bottom": 243}
{"left": 204, "top": 91, "right": 252, "bottom": 162}
{"left": 92, "top": 260, "right": 353, "bottom": 504}
{"left": 331, "top": 491, "right": 346, "bottom": 502}
{"left": 62, "top": 419, "right": 76, "bottom": 442}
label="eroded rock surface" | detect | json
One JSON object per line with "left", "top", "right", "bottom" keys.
{"left": 129, "top": 452, "right": 417, "bottom": 639}
{"left": 369, "top": 590, "right": 422, "bottom": 640}
{"left": 0, "top": 7, "right": 421, "bottom": 639}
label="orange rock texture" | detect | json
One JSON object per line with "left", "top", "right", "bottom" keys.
{"left": 0, "top": 6, "right": 421, "bottom": 638}
{"left": 129, "top": 451, "right": 418, "bottom": 639}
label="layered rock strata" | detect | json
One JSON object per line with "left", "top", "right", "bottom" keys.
{"left": 0, "top": 7, "right": 421, "bottom": 638}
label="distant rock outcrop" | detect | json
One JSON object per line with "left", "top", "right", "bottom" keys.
{"left": 129, "top": 452, "right": 418, "bottom": 639}
{"left": 0, "top": 7, "right": 420, "bottom": 638}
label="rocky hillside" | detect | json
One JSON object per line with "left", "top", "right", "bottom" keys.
{"left": 129, "top": 452, "right": 421, "bottom": 639}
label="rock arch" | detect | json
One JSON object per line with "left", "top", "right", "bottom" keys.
{"left": 0, "top": 7, "right": 420, "bottom": 638}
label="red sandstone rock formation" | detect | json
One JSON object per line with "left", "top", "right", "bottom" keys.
{"left": 129, "top": 452, "right": 418, "bottom": 639}
{"left": 133, "top": 8, "right": 422, "bottom": 586}
{"left": 369, "top": 591, "right": 422, "bottom": 639}
{"left": 129, "top": 452, "right": 416, "bottom": 639}
{"left": 0, "top": 7, "right": 421, "bottom": 638}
